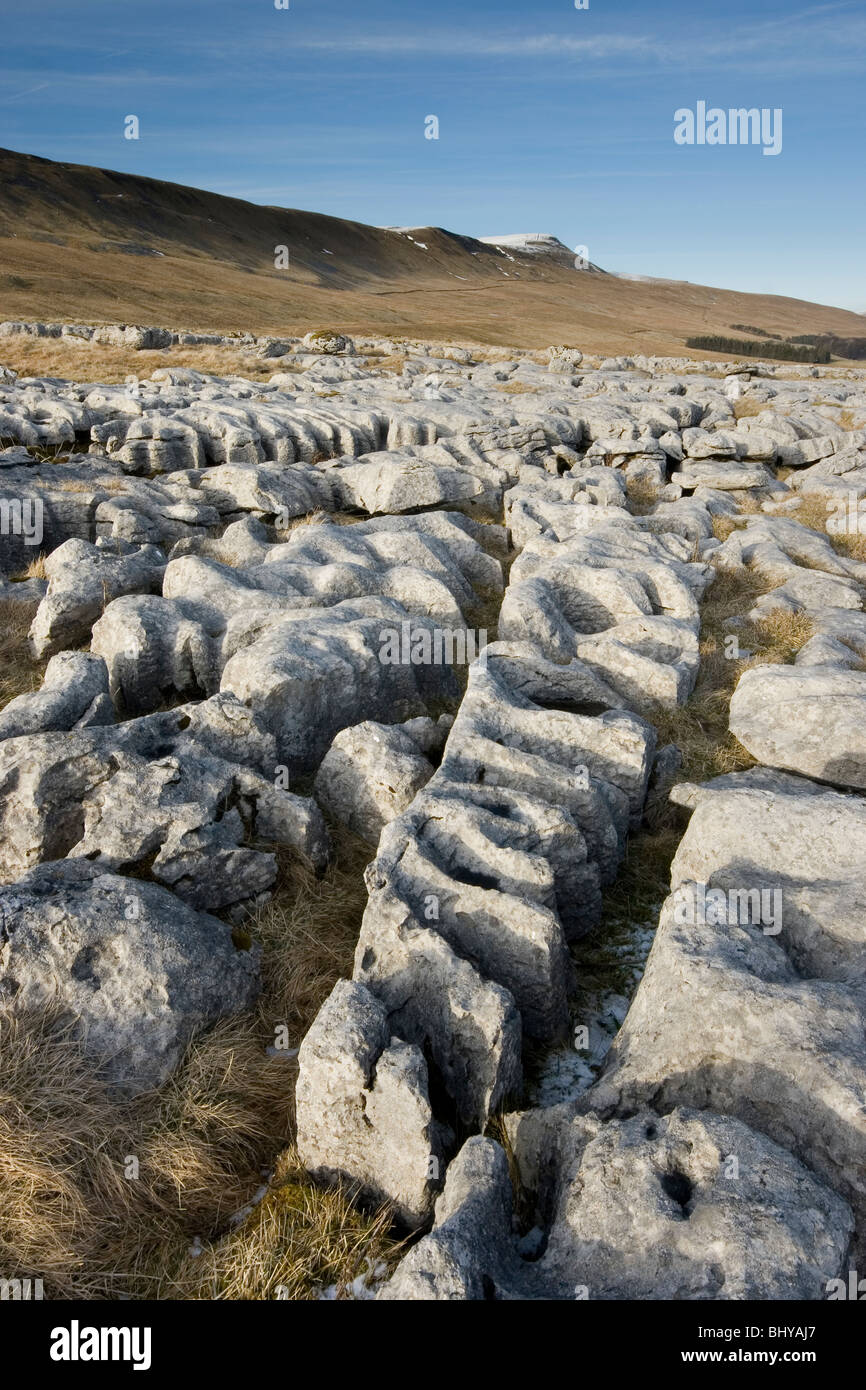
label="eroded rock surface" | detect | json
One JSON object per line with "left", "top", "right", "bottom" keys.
{"left": 3, "top": 330, "right": 865, "bottom": 1284}
{"left": 0, "top": 859, "right": 260, "bottom": 1092}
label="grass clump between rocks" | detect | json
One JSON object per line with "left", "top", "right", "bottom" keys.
{"left": 0, "top": 598, "right": 43, "bottom": 709}
{"left": 0, "top": 831, "right": 403, "bottom": 1300}
{"left": 649, "top": 566, "right": 814, "bottom": 786}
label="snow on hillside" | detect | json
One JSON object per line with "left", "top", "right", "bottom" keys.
{"left": 478, "top": 233, "right": 569, "bottom": 253}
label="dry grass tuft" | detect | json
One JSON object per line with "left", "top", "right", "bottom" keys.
{"left": 14, "top": 554, "right": 48, "bottom": 581}
{"left": 0, "top": 1008, "right": 294, "bottom": 1298}
{"left": 790, "top": 494, "right": 834, "bottom": 534}
{"left": 778, "top": 491, "right": 866, "bottom": 562}
{"left": 649, "top": 567, "right": 812, "bottom": 785}
{"left": 3, "top": 339, "right": 290, "bottom": 385}
{"left": 835, "top": 532, "right": 866, "bottom": 563}
{"left": 625, "top": 476, "right": 664, "bottom": 515}
{"left": 711, "top": 494, "right": 764, "bottom": 542}
{"left": 747, "top": 606, "right": 815, "bottom": 658}
{"left": 279, "top": 508, "right": 332, "bottom": 535}
{"left": 277, "top": 508, "right": 363, "bottom": 538}
{"left": 732, "top": 397, "right": 767, "bottom": 419}
{"left": 831, "top": 408, "right": 864, "bottom": 431}
{"left": 163, "top": 1147, "right": 400, "bottom": 1301}
{"left": 0, "top": 597, "right": 44, "bottom": 709}
{"left": 492, "top": 380, "right": 539, "bottom": 395}
{"left": 368, "top": 354, "right": 410, "bottom": 376}
{"left": 251, "top": 831, "right": 372, "bottom": 1037}
{"left": 0, "top": 829, "right": 400, "bottom": 1299}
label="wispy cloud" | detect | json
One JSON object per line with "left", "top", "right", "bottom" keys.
{"left": 0, "top": 80, "right": 52, "bottom": 103}
{"left": 8, "top": 2, "right": 864, "bottom": 82}
{"left": 290, "top": 33, "right": 659, "bottom": 58}
{"left": 281, "top": 6, "right": 866, "bottom": 75}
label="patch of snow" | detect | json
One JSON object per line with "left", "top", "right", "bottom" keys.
{"left": 479, "top": 233, "right": 566, "bottom": 254}
{"left": 318, "top": 1259, "right": 389, "bottom": 1301}
{"left": 612, "top": 272, "right": 689, "bottom": 286}
{"left": 229, "top": 1183, "right": 270, "bottom": 1228}
{"left": 529, "top": 920, "right": 657, "bottom": 1108}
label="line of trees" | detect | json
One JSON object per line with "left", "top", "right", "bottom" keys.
{"left": 729, "top": 323, "right": 782, "bottom": 340}
{"left": 685, "top": 335, "right": 832, "bottom": 363}
{"left": 788, "top": 334, "right": 866, "bottom": 360}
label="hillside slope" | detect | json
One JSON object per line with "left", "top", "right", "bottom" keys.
{"left": 0, "top": 146, "right": 863, "bottom": 355}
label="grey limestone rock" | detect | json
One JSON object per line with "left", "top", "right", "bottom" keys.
{"left": 0, "top": 859, "right": 260, "bottom": 1093}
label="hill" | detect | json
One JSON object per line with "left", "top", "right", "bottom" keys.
{"left": 1, "top": 146, "right": 864, "bottom": 356}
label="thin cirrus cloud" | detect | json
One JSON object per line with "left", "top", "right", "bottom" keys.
{"left": 0, "top": 80, "right": 53, "bottom": 104}
{"left": 283, "top": 11, "right": 865, "bottom": 72}
{"left": 5, "top": 5, "right": 865, "bottom": 81}
{"left": 290, "top": 33, "right": 657, "bottom": 57}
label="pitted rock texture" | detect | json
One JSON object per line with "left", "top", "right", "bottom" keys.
{"left": 0, "top": 696, "right": 329, "bottom": 910}
{"left": 379, "top": 1112, "right": 852, "bottom": 1300}
{"left": 2, "top": 331, "right": 865, "bottom": 1285}
{"left": 296, "top": 979, "right": 445, "bottom": 1228}
{"left": 0, "top": 859, "right": 260, "bottom": 1093}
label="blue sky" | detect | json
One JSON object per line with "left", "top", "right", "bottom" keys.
{"left": 1, "top": 0, "right": 864, "bottom": 310}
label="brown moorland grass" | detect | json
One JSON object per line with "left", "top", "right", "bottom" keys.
{"left": 823, "top": 407, "right": 865, "bottom": 431}
{"left": 649, "top": 567, "right": 814, "bottom": 786}
{"left": 3, "top": 148, "right": 866, "bottom": 359}
{"left": 3, "top": 233, "right": 865, "bottom": 362}
{"left": 0, "top": 597, "right": 44, "bottom": 709}
{"left": 710, "top": 494, "right": 764, "bottom": 543}
{"left": 491, "top": 380, "right": 540, "bottom": 395}
{"left": 2, "top": 339, "right": 299, "bottom": 385}
{"left": 732, "top": 397, "right": 770, "bottom": 419}
{"left": 0, "top": 338, "right": 486, "bottom": 388}
{"left": 789, "top": 491, "right": 866, "bottom": 563}
{"left": 0, "top": 832, "right": 402, "bottom": 1300}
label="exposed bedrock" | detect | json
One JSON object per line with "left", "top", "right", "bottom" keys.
{"left": 296, "top": 980, "right": 446, "bottom": 1229}
{"left": 378, "top": 1111, "right": 852, "bottom": 1300}
{"left": 295, "top": 493, "right": 719, "bottom": 1222}
{"left": 4, "top": 341, "right": 866, "bottom": 1286}
{"left": 0, "top": 859, "right": 261, "bottom": 1094}
{"left": 0, "top": 651, "right": 113, "bottom": 741}
{"left": 0, "top": 694, "right": 328, "bottom": 911}
{"left": 86, "top": 513, "right": 498, "bottom": 766}
{"left": 590, "top": 771, "right": 866, "bottom": 1229}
